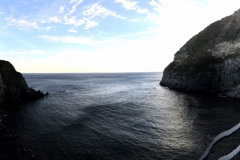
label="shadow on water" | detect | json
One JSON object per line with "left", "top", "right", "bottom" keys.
{"left": 2, "top": 73, "right": 240, "bottom": 159}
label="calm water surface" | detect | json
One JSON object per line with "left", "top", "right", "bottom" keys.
{"left": 3, "top": 73, "right": 240, "bottom": 159}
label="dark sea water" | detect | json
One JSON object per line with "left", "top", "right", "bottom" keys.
{"left": 2, "top": 72, "right": 240, "bottom": 160}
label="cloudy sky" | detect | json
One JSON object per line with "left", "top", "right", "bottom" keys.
{"left": 1, "top": 0, "right": 240, "bottom": 73}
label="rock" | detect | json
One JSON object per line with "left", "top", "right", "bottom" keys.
{"left": 0, "top": 120, "right": 4, "bottom": 129}
{"left": 31, "top": 153, "right": 35, "bottom": 158}
{"left": 0, "top": 155, "right": 8, "bottom": 160}
{"left": 5, "top": 133, "right": 18, "bottom": 140}
{"left": 160, "top": 8, "right": 240, "bottom": 99}
{"left": 0, "top": 60, "right": 45, "bottom": 108}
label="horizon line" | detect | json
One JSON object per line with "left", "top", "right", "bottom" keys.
{"left": 22, "top": 71, "right": 163, "bottom": 74}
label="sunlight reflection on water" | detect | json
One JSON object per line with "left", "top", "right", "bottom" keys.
{"left": 3, "top": 73, "right": 240, "bottom": 159}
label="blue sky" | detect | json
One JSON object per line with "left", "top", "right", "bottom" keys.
{"left": 1, "top": 0, "right": 240, "bottom": 73}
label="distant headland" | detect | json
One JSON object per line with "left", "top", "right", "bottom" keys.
{"left": 0, "top": 60, "right": 46, "bottom": 109}
{"left": 160, "top": 9, "right": 240, "bottom": 99}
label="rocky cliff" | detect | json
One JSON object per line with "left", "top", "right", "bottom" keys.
{"left": 0, "top": 60, "right": 44, "bottom": 108}
{"left": 160, "top": 9, "right": 240, "bottom": 98}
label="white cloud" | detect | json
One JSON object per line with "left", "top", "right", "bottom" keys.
{"left": 118, "top": 28, "right": 161, "bottom": 37}
{"left": 147, "top": 0, "right": 240, "bottom": 29}
{"left": 40, "top": 20, "right": 47, "bottom": 23}
{"left": 68, "top": 0, "right": 83, "bottom": 15}
{"left": 63, "top": 15, "right": 85, "bottom": 26}
{"left": 4, "top": 16, "right": 52, "bottom": 31}
{"left": 38, "top": 35, "right": 121, "bottom": 46}
{"left": 68, "top": 29, "right": 78, "bottom": 33}
{"left": 6, "top": 32, "right": 171, "bottom": 73}
{"left": 69, "top": 0, "right": 78, "bottom": 4}
{"left": 115, "top": 0, "right": 138, "bottom": 10}
{"left": 59, "top": 5, "right": 65, "bottom": 13}
{"left": 84, "top": 18, "right": 98, "bottom": 29}
{"left": 63, "top": 0, "right": 85, "bottom": 27}
{"left": 115, "top": 0, "right": 149, "bottom": 17}
{"left": 146, "top": 13, "right": 160, "bottom": 25}
{"left": 136, "top": 8, "right": 149, "bottom": 14}
{"left": 129, "top": 18, "right": 140, "bottom": 22}
{"left": 48, "top": 16, "right": 61, "bottom": 23}
{"left": 30, "top": 33, "right": 171, "bottom": 73}
{"left": 39, "top": 35, "right": 93, "bottom": 44}
{"left": 45, "top": 26, "right": 52, "bottom": 32}
{"left": 149, "top": 0, "right": 163, "bottom": 12}
{"left": 142, "top": 0, "right": 240, "bottom": 70}
{"left": 83, "top": 3, "right": 126, "bottom": 19}
{"left": 5, "top": 17, "right": 39, "bottom": 30}
{"left": 6, "top": 0, "right": 240, "bottom": 73}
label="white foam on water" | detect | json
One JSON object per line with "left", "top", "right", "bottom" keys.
{"left": 199, "top": 123, "right": 240, "bottom": 160}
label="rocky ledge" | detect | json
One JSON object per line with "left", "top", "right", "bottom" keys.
{"left": 160, "top": 9, "right": 240, "bottom": 99}
{"left": 0, "top": 60, "right": 47, "bottom": 127}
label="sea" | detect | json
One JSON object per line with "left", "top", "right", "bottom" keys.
{"left": 1, "top": 72, "right": 240, "bottom": 160}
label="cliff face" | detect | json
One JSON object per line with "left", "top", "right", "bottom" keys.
{"left": 160, "top": 9, "right": 240, "bottom": 98}
{"left": 0, "top": 60, "right": 44, "bottom": 108}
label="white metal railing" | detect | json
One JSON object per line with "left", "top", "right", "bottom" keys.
{"left": 199, "top": 122, "right": 240, "bottom": 160}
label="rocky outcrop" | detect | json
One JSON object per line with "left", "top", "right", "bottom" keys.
{"left": 0, "top": 60, "right": 44, "bottom": 108}
{"left": 160, "top": 9, "right": 240, "bottom": 99}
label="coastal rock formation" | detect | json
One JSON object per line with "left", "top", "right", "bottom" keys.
{"left": 0, "top": 60, "right": 44, "bottom": 108}
{"left": 160, "top": 9, "right": 240, "bottom": 98}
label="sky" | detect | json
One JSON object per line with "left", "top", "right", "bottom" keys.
{"left": 1, "top": 0, "right": 240, "bottom": 73}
